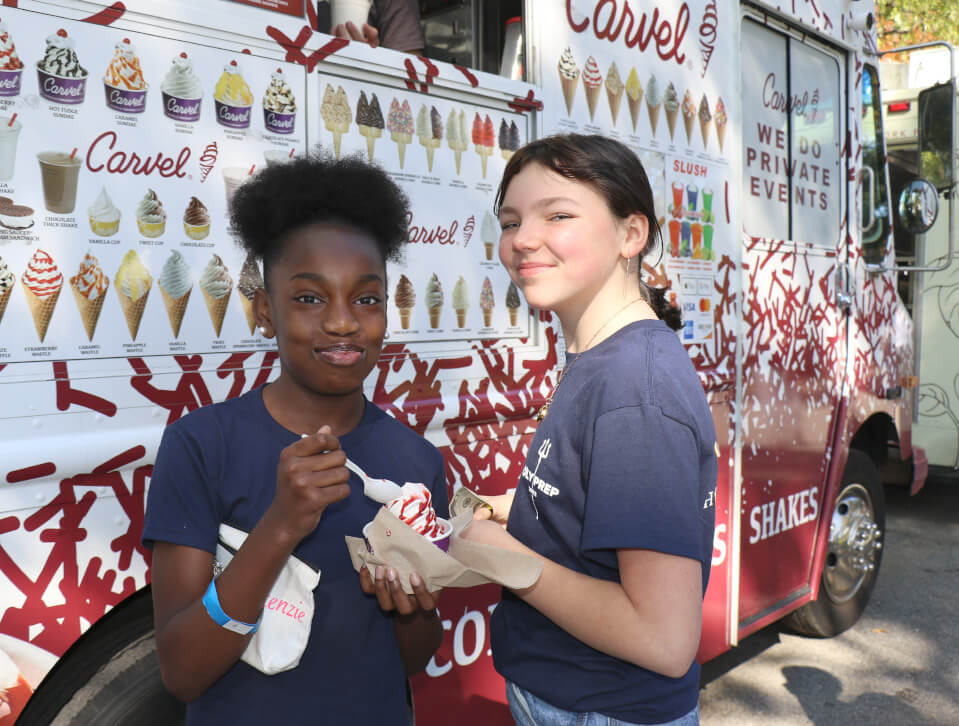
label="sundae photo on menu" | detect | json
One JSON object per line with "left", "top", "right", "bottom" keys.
{"left": 88, "top": 186, "right": 120, "bottom": 237}
{"left": 446, "top": 107, "right": 467, "bottom": 175}
{"left": 356, "top": 91, "right": 384, "bottom": 162}
{"left": 0, "top": 256, "right": 13, "bottom": 326}
{"left": 472, "top": 114, "right": 495, "bottom": 177}
{"left": 136, "top": 188, "right": 166, "bottom": 238}
{"left": 37, "top": 150, "right": 81, "bottom": 214}
{"left": 582, "top": 56, "right": 602, "bottom": 122}
{"left": 320, "top": 84, "right": 351, "bottom": 158}
{"left": 0, "top": 20, "right": 24, "bottom": 96}
{"left": 21, "top": 249, "right": 63, "bottom": 343}
{"left": 199, "top": 253, "right": 232, "bottom": 337}
{"left": 161, "top": 52, "right": 202, "bottom": 122}
{"left": 182, "top": 196, "right": 210, "bottom": 240}
{"left": 262, "top": 67, "right": 296, "bottom": 134}
{"left": 387, "top": 98, "right": 413, "bottom": 169}
{"left": 214, "top": 59, "right": 253, "bottom": 130}
{"left": 416, "top": 104, "right": 442, "bottom": 172}
{"left": 36, "top": 29, "right": 87, "bottom": 104}
{"left": 626, "top": 67, "right": 643, "bottom": 132}
{"left": 499, "top": 119, "right": 520, "bottom": 159}
{"left": 480, "top": 276, "right": 494, "bottom": 328}
{"left": 558, "top": 47, "right": 579, "bottom": 115}
{"left": 237, "top": 253, "right": 263, "bottom": 334}
{"left": 426, "top": 273, "right": 443, "bottom": 329}
{"left": 103, "top": 37, "right": 147, "bottom": 113}
{"left": 394, "top": 274, "right": 414, "bottom": 330}
{"left": 115, "top": 249, "right": 152, "bottom": 340}
{"left": 481, "top": 210, "right": 498, "bottom": 261}
{"left": 605, "top": 62, "right": 623, "bottom": 126}
{"left": 452, "top": 276, "right": 468, "bottom": 328}
{"left": 70, "top": 251, "right": 109, "bottom": 341}
{"left": 646, "top": 73, "right": 661, "bottom": 135}
{"left": 664, "top": 82, "right": 679, "bottom": 141}
{"left": 158, "top": 250, "right": 191, "bottom": 338}
{"left": 506, "top": 281, "right": 520, "bottom": 326}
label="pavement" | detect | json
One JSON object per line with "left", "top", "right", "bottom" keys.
{"left": 698, "top": 470, "right": 959, "bottom": 725}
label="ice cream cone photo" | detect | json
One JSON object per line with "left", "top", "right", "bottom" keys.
{"left": 456, "top": 310, "right": 466, "bottom": 328}
{"left": 717, "top": 123, "right": 727, "bottom": 152}
{"left": 557, "top": 47, "right": 580, "bottom": 116}
{"left": 484, "top": 242, "right": 494, "bottom": 261}
{"left": 628, "top": 95, "right": 642, "bottom": 131}
{"left": 666, "top": 107, "right": 678, "bottom": 140}
{"left": 117, "top": 287, "right": 149, "bottom": 340}
{"left": 581, "top": 56, "right": 602, "bottom": 122}
{"left": 561, "top": 76, "right": 577, "bottom": 115}
{"left": 202, "top": 285, "right": 230, "bottom": 337}
{"left": 482, "top": 309, "right": 492, "bottom": 327}
{"left": 683, "top": 113, "right": 695, "bottom": 144}
{"left": 160, "top": 284, "right": 191, "bottom": 338}
{"left": 700, "top": 118, "right": 712, "bottom": 148}
{"left": 398, "top": 307, "right": 411, "bottom": 329}
{"left": 0, "top": 286, "right": 10, "bottom": 325}
{"left": 429, "top": 307, "right": 440, "bottom": 328}
{"left": 509, "top": 308, "right": 518, "bottom": 327}
{"left": 23, "top": 283, "right": 60, "bottom": 342}
{"left": 238, "top": 292, "right": 256, "bottom": 334}
{"left": 584, "top": 85, "right": 601, "bottom": 121}
{"left": 71, "top": 285, "right": 105, "bottom": 341}
{"left": 647, "top": 103, "right": 661, "bottom": 134}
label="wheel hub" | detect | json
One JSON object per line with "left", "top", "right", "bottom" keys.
{"left": 823, "top": 483, "right": 882, "bottom": 603}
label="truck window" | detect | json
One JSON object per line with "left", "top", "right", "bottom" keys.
{"left": 862, "top": 64, "right": 891, "bottom": 260}
{"left": 741, "top": 19, "right": 842, "bottom": 247}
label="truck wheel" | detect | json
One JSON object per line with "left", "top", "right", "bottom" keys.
{"left": 785, "top": 450, "right": 885, "bottom": 637}
{"left": 18, "top": 590, "right": 184, "bottom": 726}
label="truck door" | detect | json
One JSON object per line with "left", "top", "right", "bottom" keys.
{"left": 738, "top": 16, "right": 849, "bottom": 634}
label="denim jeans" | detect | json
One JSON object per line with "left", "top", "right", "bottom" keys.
{"left": 506, "top": 681, "right": 700, "bottom": 726}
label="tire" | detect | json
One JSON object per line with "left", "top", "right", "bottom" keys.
{"left": 785, "top": 449, "right": 885, "bottom": 637}
{"left": 18, "top": 590, "right": 185, "bottom": 726}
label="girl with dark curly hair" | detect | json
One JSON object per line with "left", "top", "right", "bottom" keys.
{"left": 464, "top": 134, "right": 716, "bottom": 726}
{"left": 143, "top": 153, "right": 446, "bottom": 724}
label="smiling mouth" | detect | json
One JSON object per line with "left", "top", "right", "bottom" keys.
{"left": 517, "top": 262, "right": 551, "bottom": 278}
{"left": 315, "top": 343, "right": 365, "bottom": 367}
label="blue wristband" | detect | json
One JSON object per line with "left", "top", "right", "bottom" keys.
{"left": 202, "top": 579, "right": 260, "bottom": 635}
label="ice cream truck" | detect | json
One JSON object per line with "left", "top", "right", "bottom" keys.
{"left": 880, "top": 44, "right": 959, "bottom": 473}
{"left": 0, "top": 0, "right": 939, "bottom": 723}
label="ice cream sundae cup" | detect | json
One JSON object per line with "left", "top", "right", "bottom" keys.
{"left": 36, "top": 30, "right": 87, "bottom": 105}
{"left": 214, "top": 60, "right": 254, "bottom": 130}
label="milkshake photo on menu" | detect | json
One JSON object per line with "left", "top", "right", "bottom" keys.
{"left": 37, "top": 150, "right": 81, "bottom": 214}
{"left": 0, "top": 114, "right": 21, "bottom": 181}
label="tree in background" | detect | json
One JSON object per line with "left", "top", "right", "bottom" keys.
{"left": 877, "top": 0, "right": 959, "bottom": 50}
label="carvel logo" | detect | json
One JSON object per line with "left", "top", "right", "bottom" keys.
{"left": 86, "top": 130, "right": 191, "bottom": 177}
{"left": 566, "top": 0, "right": 689, "bottom": 65}
{"left": 407, "top": 211, "right": 459, "bottom": 245}
{"left": 699, "top": 0, "right": 717, "bottom": 77}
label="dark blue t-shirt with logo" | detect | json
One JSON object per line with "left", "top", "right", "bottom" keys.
{"left": 143, "top": 386, "right": 448, "bottom": 725}
{"left": 490, "top": 320, "right": 717, "bottom": 724}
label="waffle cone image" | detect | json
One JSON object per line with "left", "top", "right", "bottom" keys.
{"left": 238, "top": 293, "right": 256, "bottom": 334}
{"left": 560, "top": 76, "right": 577, "bottom": 115}
{"left": 116, "top": 287, "right": 150, "bottom": 341}
{"left": 647, "top": 103, "right": 661, "bottom": 134}
{"left": 0, "top": 286, "right": 10, "bottom": 326}
{"left": 482, "top": 309, "right": 492, "bottom": 327}
{"left": 398, "top": 307, "right": 412, "bottom": 330}
{"left": 717, "top": 123, "right": 727, "bottom": 153}
{"left": 484, "top": 242, "right": 494, "bottom": 261}
{"left": 683, "top": 114, "right": 695, "bottom": 144}
{"left": 71, "top": 283, "right": 107, "bottom": 341}
{"left": 456, "top": 310, "right": 466, "bottom": 328}
{"left": 701, "top": 118, "right": 712, "bottom": 149}
{"left": 508, "top": 308, "right": 518, "bottom": 326}
{"left": 628, "top": 95, "right": 643, "bottom": 131}
{"left": 607, "top": 88, "right": 623, "bottom": 125}
{"left": 428, "top": 306, "right": 441, "bottom": 328}
{"left": 202, "top": 286, "right": 231, "bottom": 337}
{"left": 160, "top": 285, "right": 191, "bottom": 338}
{"left": 584, "top": 85, "right": 601, "bottom": 121}
{"left": 22, "top": 283, "right": 60, "bottom": 342}
{"left": 665, "top": 108, "right": 678, "bottom": 140}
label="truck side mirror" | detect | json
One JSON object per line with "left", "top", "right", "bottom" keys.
{"left": 897, "top": 179, "right": 939, "bottom": 234}
{"left": 918, "top": 81, "right": 955, "bottom": 191}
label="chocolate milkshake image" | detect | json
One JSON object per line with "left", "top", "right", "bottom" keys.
{"left": 37, "top": 151, "right": 81, "bottom": 214}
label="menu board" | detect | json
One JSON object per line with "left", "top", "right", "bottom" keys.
{"left": 531, "top": 0, "right": 735, "bottom": 344}
{"left": 0, "top": 7, "right": 307, "bottom": 363}
{"left": 308, "top": 74, "right": 531, "bottom": 341}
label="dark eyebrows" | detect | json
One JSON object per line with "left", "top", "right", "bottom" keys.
{"left": 289, "top": 272, "right": 385, "bottom": 284}
{"left": 497, "top": 196, "right": 581, "bottom": 218}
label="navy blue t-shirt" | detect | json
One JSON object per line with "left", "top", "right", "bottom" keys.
{"left": 490, "top": 320, "right": 717, "bottom": 724}
{"left": 143, "top": 387, "right": 448, "bottom": 725}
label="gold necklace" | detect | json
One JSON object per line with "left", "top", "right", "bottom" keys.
{"left": 535, "top": 298, "right": 644, "bottom": 422}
